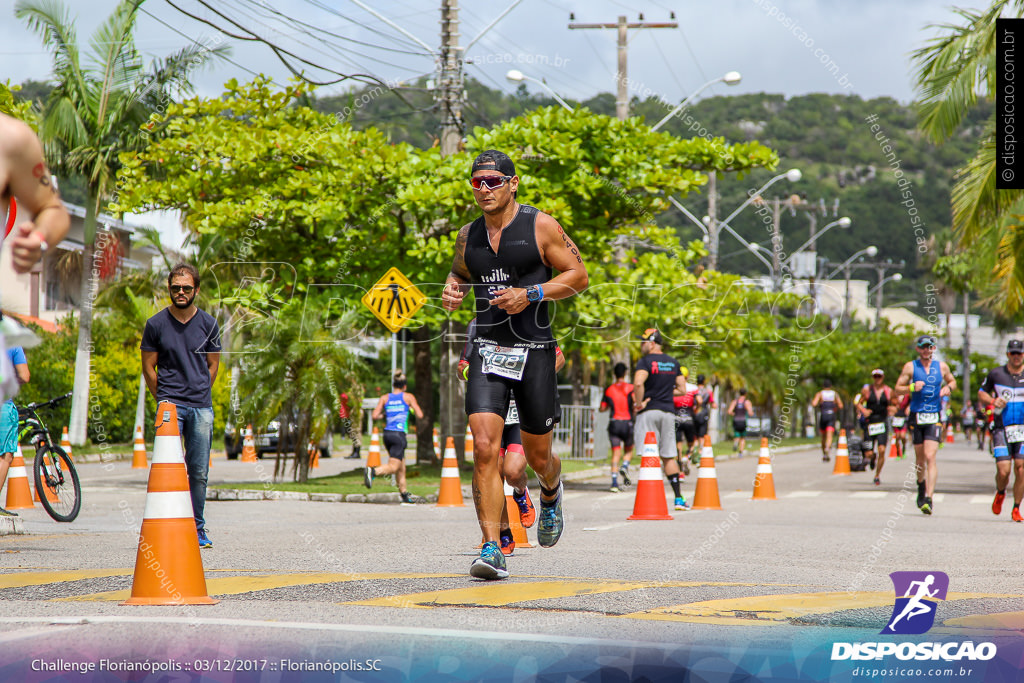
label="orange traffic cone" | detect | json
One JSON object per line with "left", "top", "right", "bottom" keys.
{"left": 503, "top": 444, "right": 532, "bottom": 548}
{"left": 628, "top": 432, "right": 673, "bottom": 520}
{"left": 132, "top": 425, "right": 148, "bottom": 469}
{"left": 436, "top": 436, "right": 465, "bottom": 507}
{"left": 309, "top": 440, "right": 320, "bottom": 469}
{"left": 888, "top": 439, "right": 899, "bottom": 459}
{"left": 60, "top": 426, "right": 73, "bottom": 462}
{"left": 832, "top": 429, "right": 851, "bottom": 475}
{"left": 945, "top": 423, "right": 955, "bottom": 443}
{"left": 367, "top": 428, "right": 382, "bottom": 468}
{"left": 433, "top": 428, "right": 441, "bottom": 461}
{"left": 123, "top": 402, "right": 217, "bottom": 605}
{"left": 692, "top": 434, "right": 723, "bottom": 510}
{"left": 4, "top": 444, "right": 34, "bottom": 510}
{"left": 751, "top": 437, "right": 777, "bottom": 501}
{"left": 240, "top": 425, "right": 257, "bottom": 463}
{"left": 464, "top": 425, "right": 474, "bottom": 462}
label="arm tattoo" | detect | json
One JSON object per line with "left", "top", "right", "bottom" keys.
{"left": 451, "top": 226, "right": 472, "bottom": 280}
{"left": 556, "top": 224, "right": 583, "bottom": 264}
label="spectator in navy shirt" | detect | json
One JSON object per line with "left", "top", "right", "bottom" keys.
{"left": 141, "top": 263, "right": 221, "bottom": 548}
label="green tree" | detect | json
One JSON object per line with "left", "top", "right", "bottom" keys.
{"left": 16, "top": 0, "right": 227, "bottom": 445}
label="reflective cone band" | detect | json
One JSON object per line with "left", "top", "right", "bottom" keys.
{"left": 60, "top": 426, "right": 73, "bottom": 462}
{"left": 132, "top": 425, "right": 148, "bottom": 469}
{"left": 436, "top": 436, "right": 465, "bottom": 507}
{"left": 240, "top": 425, "right": 257, "bottom": 463}
{"left": 751, "top": 437, "right": 777, "bottom": 501}
{"left": 367, "top": 427, "right": 382, "bottom": 469}
{"left": 4, "top": 443, "right": 33, "bottom": 510}
{"left": 628, "top": 432, "right": 673, "bottom": 520}
{"left": 692, "top": 435, "right": 723, "bottom": 510}
{"left": 832, "top": 429, "right": 851, "bottom": 475}
{"left": 433, "top": 428, "right": 441, "bottom": 460}
{"left": 124, "top": 402, "right": 217, "bottom": 605}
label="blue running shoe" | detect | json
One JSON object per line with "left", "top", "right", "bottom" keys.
{"left": 197, "top": 530, "right": 213, "bottom": 549}
{"left": 470, "top": 541, "right": 508, "bottom": 580}
{"left": 537, "top": 482, "right": 564, "bottom": 548}
{"left": 674, "top": 497, "right": 690, "bottom": 511}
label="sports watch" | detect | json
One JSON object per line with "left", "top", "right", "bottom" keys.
{"left": 526, "top": 284, "right": 544, "bottom": 302}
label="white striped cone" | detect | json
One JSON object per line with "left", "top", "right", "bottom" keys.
{"left": 833, "top": 429, "right": 851, "bottom": 475}
{"left": 240, "top": 425, "right": 258, "bottom": 463}
{"left": 628, "top": 432, "right": 673, "bottom": 520}
{"left": 692, "top": 435, "right": 723, "bottom": 510}
{"left": 123, "top": 402, "right": 217, "bottom": 605}
{"left": 4, "top": 443, "right": 34, "bottom": 509}
{"left": 436, "top": 437, "right": 465, "bottom": 507}
{"left": 433, "top": 428, "right": 441, "bottom": 460}
{"left": 464, "top": 425, "right": 474, "bottom": 462}
{"left": 132, "top": 425, "right": 148, "bottom": 469}
{"left": 752, "top": 437, "right": 777, "bottom": 500}
{"left": 60, "top": 426, "right": 73, "bottom": 461}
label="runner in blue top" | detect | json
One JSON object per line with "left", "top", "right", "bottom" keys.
{"left": 979, "top": 339, "right": 1024, "bottom": 522}
{"left": 365, "top": 370, "right": 424, "bottom": 504}
{"left": 0, "top": 346, "right": 29, "bottom": 517}
{"left": 894, "top": 335, "right": 957, "bottom": 515}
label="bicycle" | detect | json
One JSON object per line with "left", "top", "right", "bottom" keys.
{"left": 18, "top": 392, "right": 80, "bottom": 522}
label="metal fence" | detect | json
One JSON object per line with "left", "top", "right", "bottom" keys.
{"left": 552, "top": 405, "right": 605, "bottom": 461}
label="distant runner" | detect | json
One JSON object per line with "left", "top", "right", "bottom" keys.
{"left": 727, "top": 389, "right": 753, "bottom": 457}
{"left": 858, "top": 369, "right": 892, "bottom": 486}
{"left": 599, "top": 362, "right": 634, "bottom": 492}
{"left": 811, "top": 380, "right": 843, "bottom": 462}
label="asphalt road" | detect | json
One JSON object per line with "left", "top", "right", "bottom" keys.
{"left": 1, "top": 438, "right": 1022, "bottom": 682}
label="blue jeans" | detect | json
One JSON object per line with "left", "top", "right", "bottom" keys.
{"left": 175, "top": 405, "right": 214, "bottom": 533}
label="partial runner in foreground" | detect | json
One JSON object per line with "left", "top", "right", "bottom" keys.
{"left": 978, "top": 339, "right": 1024, "bottom": 522}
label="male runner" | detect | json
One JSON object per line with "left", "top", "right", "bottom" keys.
{"left": 961, "top": 401, "right": 976, "bottom": 445}
{"left": 858, "top": 369, "right": 892, "bottom": 486}
{"left": 811, "top": 380, "right": 843, "bottom": 461}
{"left": 978, "top": 339, "right": 1024, "bottom": 522}
{"left": 599, "top": 362, "right": 634, "bottom": 492}
{"left": 442, "top": 149, "right": 588, "bottom": 580}
{"left": 894, "top": 334, "right": 957, "bottom": 515}
{"left": 634, "top": 329, "right": 690, "bottom": 511}
{"left": 891, "top": 393, "right": 910, "bottom": 459}
{"left": 693, "top": 374, "right": 715, "bottom": 463}
{"left": 727, "top": 389, "right": 753, "bottom": 457}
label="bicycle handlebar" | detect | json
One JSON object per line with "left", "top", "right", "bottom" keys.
{"left": 24, "top": 392, "right": 72, "bottom": 411}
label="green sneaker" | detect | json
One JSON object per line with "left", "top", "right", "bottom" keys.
{"left": 537, "top": 482, "right": 564, "bottom": 548}
{"left": 0, "top": 507, "right": 18, "bottom": 517}
{"left": 470, "top": 541, "right": 508, "bottom": 580}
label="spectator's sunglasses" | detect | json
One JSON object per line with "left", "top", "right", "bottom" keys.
{"left": 170, "top": 285, "right": 195, "bottom": 294}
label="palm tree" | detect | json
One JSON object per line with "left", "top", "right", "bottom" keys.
{"left": 237, "top": 298, "right": 368, "bottom": 482}
{"left": 912, "top": 0, "right": 1024, "bottom": 314}
{"left": 16, "top": 0, "right": 227, "bottom": 444}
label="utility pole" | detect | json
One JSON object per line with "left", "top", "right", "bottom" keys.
{"left": 962, "top": 291, "right": 971, "bottom": 409}
{"left": 438, "top": 0, "right": 463, "bottom": 155}
{"left": 707, "top": 171, "right": 718, "bottom": 269}
{"left": 568, "top": 14, "right": 678, "bottom": 120}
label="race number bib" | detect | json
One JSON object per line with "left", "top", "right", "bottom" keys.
{"left": 506, "top": 400, "right": 520, "bottom": 425}
{"left": 1005, "top": 424, "right": 1024, "bottom": 443}
{"left": 891, "top": 417, "right": 906, "bottom": 428}
{"left": 868, "top": 422, "right": 886, "bottom": 436}
{"left": 479, "top": 343, "right": 529, "bottom": 381}
{"left": 916, "top": 412, "right": 939, "bottom": 425}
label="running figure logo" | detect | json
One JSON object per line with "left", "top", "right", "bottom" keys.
{"left": 881, "top": 571, "right": 949, "bottom": 635}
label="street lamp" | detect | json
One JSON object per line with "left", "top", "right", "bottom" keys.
{"left": 825, "top": 246, "right": 878, "bottom": 333}
{"left": 651, "top": 71, "right": 742, "bottom": 131}
{"left": 748, "top": 243, "right": 777, "bottom": 288}
{"left": 505, "top": 70, "right": 575, "bottom": 112}
{"left": 785, "top": 216, "right": 852, "bottom": 263}
{"left": 869, "top": 272, "right": 903, "bottom": 330}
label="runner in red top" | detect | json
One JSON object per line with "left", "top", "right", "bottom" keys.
{"left": 600, "top": 363, "right": 634, "bottom": 492}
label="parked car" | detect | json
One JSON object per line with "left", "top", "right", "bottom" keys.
{"left": 225, "top": 416, "right": 331, "bottom": 460}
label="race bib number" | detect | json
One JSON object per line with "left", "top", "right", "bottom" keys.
{"left": 891, "top": 417, "right": 906, "bottom": 428}
{"left": 868, "top": 422, "right": 886, "bottom": 436}
{"left": 1005, "top": 424, "right": 1024, "bottom": 443}
{"left": 479, "top": 344, "right": 529, "bottom": 381}
{"left": 916, "top": 412, "right": 939, "bottom": 425}
{"left": 506, "top": 400, "right": 519, "bottom": 425}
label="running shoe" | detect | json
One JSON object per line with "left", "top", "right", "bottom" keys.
{"left": 619, "top": 465, "right": 631, "bottom": 486}
{"left": 537, "top": 482, "right": 563, "bottom": 548}
{"left": 822, "top": 453, "right": 830, "bottom": 462}
{"left": 682, "top": 459, "right": 691, "bottom": 476}
{"left": 1013, "top": 507, "right": 1023, "bottom": 523}
{"left": 674, "top": 497, "right": 690, "bottom": 511}
{"left": 470, "top": 541, "right": 509, "bottom": 580}
{"left": 0, "top": 507, "right": 18, "bottom": 517}
{"left": 916, "top": 482, "right": 926, "bottom": 509}
{"left": 400, "top": 492, "right": 415, "bottom": 505}
{"left": 197, "top": 530, "right": 213, "bottom": 549}
{"left": 511, "top": 487, "right": 535, "bottom": 528}
{"left": 609, "top": 486, "right": 620, "bottom": 493}
{"left": 993, "top": 491, "right": 1006, "bottom": 516}
{"left": 363, "top": 466, "right": 374, "bottom": 489}
{"left": 499, "top": 530, "right": 515, "bottom": 556}
{"left": 690, "top": 451, "right": 701, "bottom": 466}
{"left": 874, "top": 477, "right": 880, "bottom": 486}
{"left": 920, "top": 497, "right": 932, "bottom": 515}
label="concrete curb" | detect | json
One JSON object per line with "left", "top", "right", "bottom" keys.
{"left": 0, "top": 516, "right": 25, "bottom": 535}
{"left": 207, "top": 488, "right": 446, "bottom": 504}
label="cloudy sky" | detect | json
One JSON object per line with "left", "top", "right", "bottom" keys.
{"left": 2, "top": 0, "right": 965, "bottom": 107}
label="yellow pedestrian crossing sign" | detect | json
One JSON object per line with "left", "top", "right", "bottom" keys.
{"left": 361, "top": 267, "right": 427, "bottom": 333}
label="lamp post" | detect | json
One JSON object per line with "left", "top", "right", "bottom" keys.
{"left": 824, "top": 246, "right": 878, "bottom": 333}
{"left": 868, "top": 273, "right": 903, "bottom": 330}
{"left": 505, "top": 69, "right": 575, "bottom": 112}
{"left": 650, "top": 71, "right": 742, "bottom": 132}
{"left": 748, "top": 243, "right": 777, "bottom": 289}
{"left": 786, "top": 216, "right": 850, "bottom": 311}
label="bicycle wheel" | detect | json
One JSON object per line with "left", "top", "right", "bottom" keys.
{"left": 33, "top": 445, "right": 81, "bottom": 522}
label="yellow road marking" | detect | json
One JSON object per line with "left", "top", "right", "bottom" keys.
{"left": 56, "top": 573, "right": 460, "bottom": 602}
{"left": 0, "top": 569, "right": 133, "bottom": 589}
{"left": 346, "top": 580, "right": 654, "bottom": 608}
{"left": 622, "top": 591, "right": 1022, "bottom": 625}
{"left": 943, "top": 611, "right": 1024, "bottom": 631}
